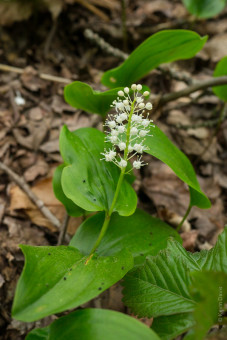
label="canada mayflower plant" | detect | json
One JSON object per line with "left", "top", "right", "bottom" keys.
{"left": 101, "top": 84, "right": 154, "bottom": 171}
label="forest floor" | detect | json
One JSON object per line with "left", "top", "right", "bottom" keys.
{"left": 0, "top": 0, "right": 227, "bottom": 339}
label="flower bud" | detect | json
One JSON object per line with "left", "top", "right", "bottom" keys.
{"left": 124, "top": 87, "right": 129, "bottom": 94}
{"left": 136, "top": 84, "right": 142, "bottom": 91}
{"left": 145, "top": 102, "right": 152, "bottom": 110}
{"left": 131, "top": 84, "right": 137, "bottom": 90}
{"left": 118, "top": 90, "right": 124, "bottom": 96}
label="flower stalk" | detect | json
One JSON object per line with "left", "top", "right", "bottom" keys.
{"left": 87, "top": 84, "right": 154, "bottom": 261}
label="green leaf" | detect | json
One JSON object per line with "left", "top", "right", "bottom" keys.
{"left": 27, "top": 309, "right": 161, "bottom": 340}
{"left": 26, "top": 327, "right": 49, "bottom": 340}
{"left": 151, "top": 313, "right": 195, "bottom": 340}
{"left": 182, "top": 0, "right": 226, "bottom": 19}
{"left": 12, "top": 245, "right": 133, "bottom": 322}
{"left": 70, "top": 209, "right": 181, "bottom": 266}
{"left": 212, "top": 56, "right": 227, "bottom": 101}
{"left": 64, "top": 81, "right": 121, "bottom": 116}
{"left": 122, "top": 246, "right": 196, "bottom": 318}
{"left": 185, "top": 271, "right": 227, "bottom": 340}
{"left": 123, "top": 229, "right": 227, "bottom": 338}
{"left": 191, "top": 227, "right": 227, "bottom": 272}
{"left": 144, "top": 125, "right": 211, "bottom": 209}
{"left": 60, "top": 126, "right": 137, "bottom": 216}
{"left": 102, "top": 30, "right": 207, "bottom": 88}
{"left": 53, "top": 164, "right": 85, "bottom": 217}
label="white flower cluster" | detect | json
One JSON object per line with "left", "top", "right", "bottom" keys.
{"left": 101, "top": 84, "right": 155, "bottom": 170}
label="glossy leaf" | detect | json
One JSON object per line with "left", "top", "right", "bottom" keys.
{"left": 102, "top": 30, "right": 207, "bottom": 88}
{"left": 182, "top": 0, "right": 227, "bottom": 19}
{"left": 70, "top": 209, "right": 181, "bottom": 266}
{"left": 12, "top": 245, "right": 133, "bottom": 322}
{"left": 53, "top": 164, "right": 85, "bottom": 217}
{"left": 151, "top": 313, "right": 195, "bottom": 340}
{"left": 185, "top": 271, "right": 227, "bottom": 340}
{"left": 64, "top": 81, "right": 120, "bottom": 116}
{"left": 212, "top": 56, "right": 227, "bottom": 101}
{"left": 60, "top": 126, "right": 137, "bottom": 216}
{"left": 144, "top": 125, "right": 211, "bottom": 209}
{"left": 26, "top": 309, "right": 160, "bottom": 340}
{"left": 26, "top": 327, "right": 49, "bottom": 340}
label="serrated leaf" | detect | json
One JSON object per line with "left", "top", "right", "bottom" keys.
{"left": 184, "top": 271, "right": 227, "bottom": 340}
{"left": 144, "top": 125, "right": 211, "bottom": 209}
{"left": 102, "top": 30, "right": 207, "bottom": 88}
{"left": 182, "top": 0, "right": 226, "bottom": 19}
{"left": 59, "top": 126, "right": 137, "bottom": 216}
{"left": 53, "top": 164, "right": 85, "bottom": 217}
{"left": 151, "top": 313, "right": 195, "bottom": 340}
{"left": 191, "top": 227, "right": 227, "bottom": 272}
{"left": 122, "top": 248, "right": 196, "bottom": 318}
{"left": 12, "top": 245, "right": 133, "bottom": 322}
{"left": 212, "top": 56, "right": 227, "bottom": 101}
{"left": 26, "top": 309, "right": 161, "bottom": 340}
{"left": 70, "top": 209, "right": 182, "bottom": 266}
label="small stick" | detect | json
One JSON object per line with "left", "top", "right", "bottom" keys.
{"left": 0, "top": 63, "right": 72, "bottom": 84}
{"left": 0, "top": 161, "right": 61, "bottom": 229}
{"left": 57, "top": 213, "right": 70, "bottom": 245}
{"left": 158, "top": 76, "right": 227, "bottom": 107}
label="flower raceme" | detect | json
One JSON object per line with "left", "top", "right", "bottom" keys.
{"left": 101, "top": 84, "right": 154, "bottom": 170}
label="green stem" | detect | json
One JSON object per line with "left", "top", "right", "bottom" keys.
{"left": 87, "top": 100, "right": 135, "bottom": 258}
{"left": 177, "top": 203, "right": 192, "bottom": 232}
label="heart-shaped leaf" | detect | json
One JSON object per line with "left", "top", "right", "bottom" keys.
{"left": 53, "top": 164, "right": 85, "bottom": 217}
{"left": 12, "top": 246, "right": 133, "bottom": 322}
{"left": 102, "top": 30, "right": 207, "bottom": 88}
{"left": 144, "top": 125, "right": 211, "bottom": 209}
{"left": 59, "top": 126, "right": 137, "bottom": 216}
{"left": 70, "top": 209, "right": 181, "bottom": 266}
{"left": 212, "top": 56, "right": 227, "bottom": 102}
{"left": 182, "top": 0, "right": 226, "bottom": 19}
{"left": 26, "top": 309, "right": 161, "bottom": 340}
{"left": 64, "top": 81, "right": 120, "bottom": 116}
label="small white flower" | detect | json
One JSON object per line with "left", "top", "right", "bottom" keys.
{"left": 123, "top": 99, "right": 129, "bottom": 106}
{"left": 104, "top": 150, "right": 116, "bottom": 161}
{"left": 136, "top": 84, "right": 142, "bottom": 91}
{"left": 118, "top": 159, "right": 127, "bottom": 168}
{"left": 110, "top": 136, "right": 118, "bottom": 143}
{"left": 118, "top": 90, "right": 124, "bottom": 96}
{"left": 130, "top": 127, "right": 138, "bottom": 135}
{"left": 139, "top": 130, "right": 148, "bottom": 137}
{"left": 118, "top": 142, "right": 126, "bottom": 150}
{"left": 136, "top": 97, "right": 143, "bottom": 103}
{"left": 133, "top": 143, "right": 143, "bottom": 153}
{"left": 107, "top": 120, "right": 116, "bottom": 129}
{"left": 145, "top": 102, "right": 152, "bottom": 110}
{"left": 131, "top": 114, "right": 142, "bottom": 123}
{"left": 131, "top": 84, "right": 137, "bottom": 90}
{"left": 111, "top": 129, "right": 119, "bottom": 136}
{"left": 143, "top": 91, "right": 149, "bottom": 97}
{"left": 119, "top": 113, "right": 127, "bottom": 121}
{"left": 138, "top": 102, "right": 145, "bottom": 109}
{"left": 117, "top": 125, "right": 125, "bottom": 133}
{"left": 133, "top": 160, "right": 142, "bottom": 169}
{"left": 124, "top": 87, "right": 129, "bottom": 94}
{"left": 142, "top": 119, "right": 150, "bottom": 127}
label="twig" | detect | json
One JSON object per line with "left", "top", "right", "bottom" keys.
{"left": 57, "top": 213, "right": 70, "bottom": 245}
{"left": 0, "top": 161, "right": 61, "bottom": 229}
{"left": 157, "top": 76, "right": 227, "bottom": 107}
{"left": 121, "top": 0, "right": 128, "bottom": 52}
{"left": 0, "top": 64, "right": 72, "bottom": 84}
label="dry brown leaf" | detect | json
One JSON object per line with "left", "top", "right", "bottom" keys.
{"left": 143, "top": 161, "right": 190, "bottom": 216}
{"left": 9, "top": 178, "right": 82, "bottom": 234}
{"left": 181, "top": 230, "right": 199, "bottom": 251}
